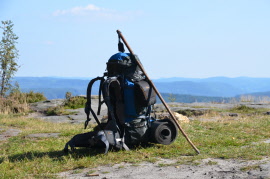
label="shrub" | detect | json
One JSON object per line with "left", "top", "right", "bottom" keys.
{"left": 25, "top": 91, "right": 47, "bottom": 103}
{"left": 45, "top": 92, "right": 86, "bottom": 115}
{"left": 45, "top": 105, "right": 77, "bottom": 116}
{"left": 63, "top": 92, "right": 86, "bottom": 109}
{"left": 46, "top": 106, "right": 67, "bottom": 116}
{"left": 176, "top": 109, "right": 205, "bottom": 117}
{"left": 0, "top": 94, "right": 28, "bottom": 114}
{"left": 64, "top": 96, "right": 86, "bottom": 109}
{"left": 230, "top": 105, "right": 256, "bottom": 113}
{"left": 0, "top": 91, "right": 46, "bottom": 114}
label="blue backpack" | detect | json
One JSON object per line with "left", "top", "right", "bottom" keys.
{"left": 64, "top": 52, "right": 177, "bottom": 154}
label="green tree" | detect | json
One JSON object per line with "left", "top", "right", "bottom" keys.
{"left": 0, "top": 20, "right": 19, "bottom": 97}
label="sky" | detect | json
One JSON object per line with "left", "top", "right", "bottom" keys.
{"left": 1, "top": 0, "right": 270, "bottom": 79}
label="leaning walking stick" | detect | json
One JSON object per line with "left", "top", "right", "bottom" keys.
{"left": 116, "top": 30, "right": 200, "bottom": 154}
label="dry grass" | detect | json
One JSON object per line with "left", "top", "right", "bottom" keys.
{"left": 0, "top": 91, "right": 46, "bottom": 115}
{"left": 0, "top": 95, "right": 29, "bottom": 114}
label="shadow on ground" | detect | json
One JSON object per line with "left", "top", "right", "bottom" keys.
{"left": 1, "top": 142, "right": 160, "bottom": 164}
{"left": 1, "top": 147, "right": 107, "bottom": 164}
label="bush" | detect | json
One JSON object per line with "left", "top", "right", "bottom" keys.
{"left": 0, "top": 91, "right": 47, "bottom": 114}
{"left": 64, "top": 96, "right": 86, "bottom": 109}
{"left": 231, "top": 105, "right": 256, "bottom": 113}
{"left": 25, "top": 91, "right": 47, "bottom": 103}
{"left": 46, "top": 106, "right": 67, "bottom": 116}
{"left": 45, "top": 92, "right": 86, "bottom": 115}
{"left": 176, "top": 109, "right": 205, "bottom": 117}
{"left": 0, "top": 94, "right": 28, "bottom": 114}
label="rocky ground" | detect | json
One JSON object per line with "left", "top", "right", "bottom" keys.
{"left": 58, "top": 158, "right": 270, "bottom": 179}
{"left": 1, "top": 99, "right": 270, "bottom": 179}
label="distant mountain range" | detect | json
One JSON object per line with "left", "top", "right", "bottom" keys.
{"left": 13, "top": 76, "right": 270, "bottom": 102}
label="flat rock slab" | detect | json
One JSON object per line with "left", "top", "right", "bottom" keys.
{"left": 155, "top": 102, "right": 270, "bottom": 111}
{"left": 28, "top": 99, "right": 107, "bottom": 124}
{"left": 58, "top": 158, "right": 270, "bottom": 179}
{"left": 27, "top": 133, "right": 60, "bottom": 138}
{"left": 0, "top": 128, "right": 21, "bottom": 141}
{"left": 38, "top": 115, "right": 99, "bottom": 125}
{"left": 39, "top": 116, "right": 79, "bottom": 123}
{"left": 263, "top": 139, "right": 270, "bottom": 144}
{"left": 30, "top": 99, "right": 65, "bottom": 112}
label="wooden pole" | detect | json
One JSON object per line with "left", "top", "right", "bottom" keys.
{"left": 117, "top": 30, "right": 200, "bottom": 154}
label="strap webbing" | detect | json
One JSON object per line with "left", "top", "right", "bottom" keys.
{"left": 85, "top": 76, "right": 104, "bottom": 129}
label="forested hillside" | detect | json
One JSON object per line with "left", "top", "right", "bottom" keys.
{"left": 14, "top": 77, "right": 270, "bottom": 101}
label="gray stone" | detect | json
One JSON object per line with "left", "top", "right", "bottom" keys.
{"left": 27, "top": 133, "right": 60, "bottom": 138}
{"left": 0, "top": 128, "right": 21, "bottom": 141}
{"left": 263, "top": 139, "right": 270, "bottom": 144}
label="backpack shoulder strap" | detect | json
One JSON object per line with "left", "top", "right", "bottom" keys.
{"left": 102, "top": 77, "right": 129, "bottom": 150}
{"left": 97, "top": 77, "right": 105, "bottom": 115}
{"left": 102, "top": 77, "right": 120, "bottom": 125}
{"left": 85, "top": 76, "right": 104, "bottom": 129}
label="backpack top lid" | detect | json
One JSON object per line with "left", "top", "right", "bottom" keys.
{"left": 107, "top": 52, "right": 135, "bottom": 77}
{"left": 109, "top": 52, "right": 131, "bottom": 61}
{"left": 107, "top": 52, "right": 145, "bottom": 81}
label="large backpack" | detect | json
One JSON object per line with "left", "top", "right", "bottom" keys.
{"left": 64, "top": 53, "right": 178, "bottom": 153}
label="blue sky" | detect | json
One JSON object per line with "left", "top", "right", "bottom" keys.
{"left": 1, "top": 0, "right": 270, "bottom": 79}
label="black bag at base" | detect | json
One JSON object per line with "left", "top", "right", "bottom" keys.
{"left": 63, "top": 131, "right": 97, "bottom": 152}
{"left": 124, "top": 117, "right": 150, "bottom": 145}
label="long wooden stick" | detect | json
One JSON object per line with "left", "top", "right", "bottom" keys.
{"left": 117, "top": 30, "right": 200, "bottom": 154}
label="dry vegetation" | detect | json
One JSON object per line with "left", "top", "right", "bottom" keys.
{"left": 0, "top": 91, "right": 46, "bottom": 114}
